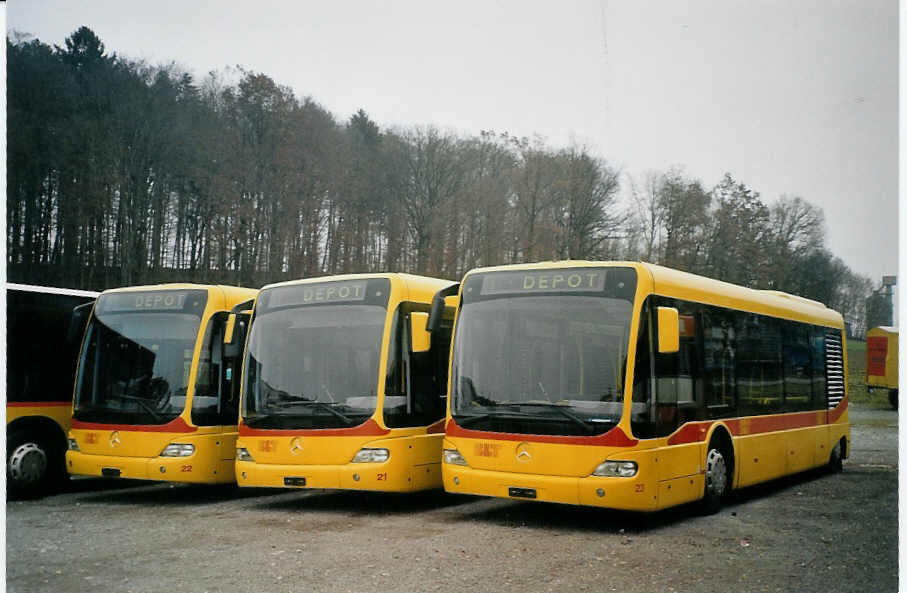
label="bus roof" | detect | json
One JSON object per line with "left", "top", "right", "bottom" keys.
{"left": 460, "top": 260, "right": 844, "bottom": 328}
{"left": 98, "top": 283, "right": 254, "bottom": 294}
{"left": 6, "top": 283, "right": 100, "bottom": 298}
{"left": 868, "top": 326, "right": 898, "bottom": 336}
{"left": 259, "top": 273, "right": 454, "bottom": 294}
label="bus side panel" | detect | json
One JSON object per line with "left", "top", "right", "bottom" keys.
{"left": 736, "top": 432, "right": 787, "bottom": 488}
{"left": 7, "top": 403, "right": 71, "bottom": 434}
{"left": 785, "top": 426, "right": 817, "bottom": 474}
{"left": 657, "top": 474, "right": 705, "bottom": 509}
{"left": 813, "top": 424, "right": 831, "bottom": 467}
{"left": 409, "top": 433, "right": 443, "bottom": 491}
{"left": 656, "top": 441, "right": 702, "bottom": 482}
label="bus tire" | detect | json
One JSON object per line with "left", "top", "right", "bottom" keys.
{"left": 889, "top": 389, "right": 898, "bottom": 410}
{"left": 701, "top": 444, "right": 731, "bottom": 514}
{"left": 7, "top": 428, "right": 57, "bottom": 499}
{"left": 828, "top": 439, "right": 844, "bottom": 473}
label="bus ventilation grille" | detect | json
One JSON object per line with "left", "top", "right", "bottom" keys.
{"left": 825, "top": 331, "right": 845, "bottom": 409}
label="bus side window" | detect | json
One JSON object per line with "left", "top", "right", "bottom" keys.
{"left": 651, "top": 299, "right": 704, "bottom": 437}
{"left": 736, "top": 313, "right": 782, "bottom": 415}
{"left": 702, "top": 306, "right": 737, "bottom": 419}
{"left": 384, "top": 303, "right": 453, "bottom": 428}
{"left": 781, "top": 320, "right": 812, "bottom": 412}
{"left": 630, "top": 302, "right": 655, "bottom": 439}
{"left": 192, "top": 312, "right": 248, "bottom": 426}
{"left": 221, "top": 314, "right": 249, "bottom": 425}
{"left": 809, "top": 326, "right": 826, "bottom": 409}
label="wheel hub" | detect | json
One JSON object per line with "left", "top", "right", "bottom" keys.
{"left": 9, "top": 442, "right": 47, "bottom": 485}
{"left": 706, "top": 449, "right": 727, "bottom": 497}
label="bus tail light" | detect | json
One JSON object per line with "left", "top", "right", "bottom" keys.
{"left": 236, "top": 447, "right": 255, "bottom": 462}
{"left": 160, "top": 443, "right": 195, "bottom": 457}
{"left": 351, "top": 448, "right": 389, "bottom": 463}
{"left": 592, "top": 460, "right": 638, "bottom": 478}
{"left": 442, "top": 448, "right": 468, "bottom": 466}
{"left": 68, "top": 438, "right": 79, "bottom": 451}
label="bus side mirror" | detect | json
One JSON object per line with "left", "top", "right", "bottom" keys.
{"left": 68, "top": 301, "right": 94, "bottom": 344}
{"left": 427, "top": 283, "right": 460, "bottom": 332}
{"left": 410, "top": 312, "right": 431, "bottom": 353}
{"left": 223, "top": 313, "right": 237, "bottom": 345}
{"left": 657, "top": 307, "right": 680, "bottom": 354}
{"left": 223, "top": 312, "right": 250, "bottom": 358}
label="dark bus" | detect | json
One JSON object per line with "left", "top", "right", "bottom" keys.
{"left": 7, "top": 283, "right": 98, "bottom": 498}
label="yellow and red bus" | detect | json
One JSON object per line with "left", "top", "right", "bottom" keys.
{"left": 866, "top": 326, "right": 898, "bottom": 409}
{"left": 7, "top": 283, "right": 99, "bottom": 498}
{"left": 66, "top": 284, "right": 257, "bottom": 484}
{"left": 235, "top": 273, "right": 455, "bottom": 493}
{"left": 439, "top": 261, "right": 849, "bottom": 512}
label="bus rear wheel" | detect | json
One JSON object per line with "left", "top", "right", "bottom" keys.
{"left": 7, "top": 429, "right": 56, "bottom": 499}
{"left": 828, "top": 440, "right": 844, "bottom": 473}
{"left": 702, "top": 446, "right": 730, "bottom": 514}
{"left": 889, "top": 389, "right": 898, "bottom": 410}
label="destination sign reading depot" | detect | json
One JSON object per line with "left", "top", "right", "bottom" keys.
{"left": 271, "top": 280, "right": 368, "bottom": 307}
{"left": 480, "top": 269, "right": 606, "bottom": 295}
{"left": 103, "top": 291, "right": 191, "bottom": 312}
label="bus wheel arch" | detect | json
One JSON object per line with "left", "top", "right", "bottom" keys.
{"left": 701, "top": 425, "right": 734, "bottom": 514}
{"left": 6, "top": 417, "right": 68, "bottom": 498}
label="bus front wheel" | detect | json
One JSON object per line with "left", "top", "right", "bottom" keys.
{"left": 702, "top": 446, "right": 730, "bottom": 514}
{"left": 7, "top": 429, "right": 55, "bottom": 499}
{"left": 889, "top": 389, "right": 898, "bottom": 410}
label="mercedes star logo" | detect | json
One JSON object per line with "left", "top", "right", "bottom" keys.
{"left": 109, "top": 431, "right": 121, "bottom": 447}
{"left": 290, "top": 437, "right": 303, "bottom": 455}
{"left": 515, "top": 442, "right": 532, "bottom": 462}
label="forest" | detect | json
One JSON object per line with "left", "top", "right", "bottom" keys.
{"left": 7, "top": 27, "right": 882, "bottom": 335}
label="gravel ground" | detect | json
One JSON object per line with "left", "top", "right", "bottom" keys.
{"left": 7, "top": 404, "right": 898, "bottom": 593}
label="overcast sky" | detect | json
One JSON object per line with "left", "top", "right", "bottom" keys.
{"left": 6, "top": 0, "right": 899, "bottom": 289}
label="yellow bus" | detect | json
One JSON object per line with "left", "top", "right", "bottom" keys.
{"left": 235, "top": 273, "right": 456, "bottom": 493}
{"left": 866, "top": 326, "right": 898, "bottom": 409}
{"left": 66, "top": 284, "right": 257, "bottom": 484}
{"left": 7, "top": 284, "right": 99, "bottom": 498}
{"left": 439, "top": 261, "right": 849, "bottom": 513}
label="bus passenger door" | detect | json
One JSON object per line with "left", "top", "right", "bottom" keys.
{"left": 193, "top": 312, "right": 249, "bottom": 463}
{"left": 653, "top": 310, "right": 704, "bottom": 483}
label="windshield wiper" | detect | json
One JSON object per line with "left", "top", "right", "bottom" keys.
{"left": 107, "top": 394, "right": 162, "bottom": 422}
{"left": 270, "top": 394, "right": 355, "bottom": 425}
{"left": 494, "top": 402, "right": 598, "bottom": 435}
{"left": 454, "top": 409, "right": 536, "bottom": 427}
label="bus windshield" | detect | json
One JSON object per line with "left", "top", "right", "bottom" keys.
{"left": 450, "top": 267, "right": 637, "bottom": 436}
{"left": 73, "top": 290, "right": 208, "bottom": 425}
{"left": 242, "top": 279, "right": 390, "bottom": 430}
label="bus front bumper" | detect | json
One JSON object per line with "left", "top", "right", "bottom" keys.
{"left": 236, "top": 459, "right": 420, "bottom": 492}
{"left": 442, "top": 464, "right": 658, "bottom": 511}
{"left": 66, "top": 450, "right": 232, "bottom": 484}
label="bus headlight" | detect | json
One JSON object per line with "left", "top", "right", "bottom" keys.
{"left": 592, "top": 460, "right": 638, "bottom": 477}
{"left": 236, "top": 448, "right": 255, "bottom": 462}
{"left": 442, "top": 448, "right": 468, "bottom": 466}
{"left": 160, "top": 443, "right": 195, "bottom": 457}
{"left": 351, "top": 448, "right": 390, "bottom": 463}
{"left": 68, "top": 438, "right": 79, "bottom": 451}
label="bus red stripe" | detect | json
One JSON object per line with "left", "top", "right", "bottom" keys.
{"left": 426, "top": 419, "right": 446, "bottom": 434}
{"left": 444, "top": 420, "right": 638, "bottom": 447}
{"left": 7, "top": 401, "right": 72, "bottom": 407}
{"left": 666, "top": 404, "right": 846, "bottom": 445}
{"left": 238, "top": 418, "right": 390, "bottom": 437}
{"left": 447, "top": 402, "right": 849, "bottom": 447}
{"left": 828, "top": 397, "right": 848, "bottom": 424}
{"left": 70, "top": 417, "right": 196, "bottom": 433}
